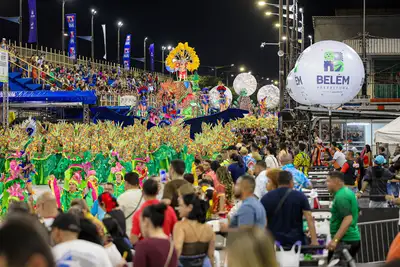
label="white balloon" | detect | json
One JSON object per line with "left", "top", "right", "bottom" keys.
{"left": 257, "top": 85, "right": 280, "bottom": 109}
{"left": 286, "top": 69, "right": 313, "bottom": 105}
{"left": 293, "top": 40, "right": 365, "bottom": 108}
{"left": 209, "top": 86, "right": 233, "bottom": 109}
{"left": 233, "top": 73, "right": 257, "bottom": 96}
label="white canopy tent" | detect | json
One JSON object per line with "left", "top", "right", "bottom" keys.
{"left": 374, "top": 116, "right": 400, "bottom": 144}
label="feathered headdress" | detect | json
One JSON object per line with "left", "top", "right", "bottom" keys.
{"left": 8, "top": 160, "right": 22, "bottom": 181}
{"left": 7, "top": 183, "right": 24, "bottom": 201}
{"left": 217, "top": 85, "right": 226, "bottom": 92}
{"left": 138, "top": 85, "right": 148, "bottom": 94}
{"left": 111, "top": 162, "right": 124, "bottom": 175}
{"left": 70, "top": 171, "right": 82, "bottom": 186}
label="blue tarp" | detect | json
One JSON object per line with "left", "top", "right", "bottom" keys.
{"left": 183, "top": 108, "right": 249, "bottom": 138}
{"left": 91, "top": 107, "right": 248, "bottom": 139}
{"left": 91, "top": 107, "right": 156, "bottom": 129}
{"left": 0, "top": 91, "right": 97, "bottom": 104}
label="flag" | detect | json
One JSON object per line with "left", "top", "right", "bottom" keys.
{"left": 0, "top": 17, "right": 20, "bottom": 24}
{"left": 122, "top": 34, "right": 131, "bottom": 70}
{"left": 77, "top": 36, "right": 92, "bottom": 42}
{"left": 28, "top": 0, "right": 37, "bottom": 43}
{"left": 65, "top": 13, "right": 77, "bottom": 60}
{"left": 149, "top": 43, "right": 154, "bottom": 72}
{"left": 102, "top": 24, "right": 107, "bottom": 60}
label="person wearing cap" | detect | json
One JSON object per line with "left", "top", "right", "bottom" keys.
{"left": 51, "top": 213, "right": 114, "bottom": 267}
{"left": 357, "top": 155, "right": 394, "bottom": 208}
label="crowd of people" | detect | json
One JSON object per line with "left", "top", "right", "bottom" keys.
{"left": 2, "top": 129, "right": 400, "bottom": 267}
{"left": 2, "top": 38, "right": 160, "bottom": 97}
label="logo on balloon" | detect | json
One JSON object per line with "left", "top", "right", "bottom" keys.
{"left": 324, "top": 51, "right": 344, "bottom": 72}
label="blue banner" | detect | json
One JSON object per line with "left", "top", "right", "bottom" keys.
{"left": 123, "top": 34, "right": 131, "bottom": 70}
{"left": 28, "top": 0, "right": 37, "bottom": 43}
{"left": 66, "top": 13, "right": 77, "bottom": 60}
{"left": 149, "top": 43, "right": 154, "bottom": 72}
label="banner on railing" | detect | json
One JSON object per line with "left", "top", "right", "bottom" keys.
{"left": 149, "top": 43, "right": 154, "bottom": 72}
{"left": 28, "top": 0, "right": 37, "bottom": 43}
{"left": 120, "top": 95, "right": 137, "bottom": 106}
{"left": 102, "top": 24, "right": 107, "bottom": 60}
{"left": 66, "top": 13, "right": 77, "bottom": 60}
{"left": 123, "top": 34, "right": 131, "bottom": 70}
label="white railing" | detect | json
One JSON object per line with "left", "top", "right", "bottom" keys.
{"left": 7, "top": 40, "right": 169, "bottom": 81}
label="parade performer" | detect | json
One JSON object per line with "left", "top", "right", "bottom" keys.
{"left": 0, "top": 160, "right": 27, "bottom": 214}
{"left": 138, "top": 85, "right": 148, "bottom": 118}
{"left": 149, "top": 108, "right": 160, "bottom": 125}
{"left": 48, "top": 175, "right": 61, "bottom": 208}
{"left": 259, "top": 97, "right": 268, "bottom": 117}
{"left": 110, "top": 162, "right": 125, "bottom": 198}
{"left": 200, "top": 88, "right": 210, "bottom": 116}
{"left": 61, "top": 171, "right": 84, "bottom": 211}
{"left": 191, "top": 72, "right": 200, "bottom": 91}
{"left": 166, "top": 42, "right": 200, "bottom": 82}
{"left": 217, "top": 83, "right": 228, "bottom": 111}
{"left": 134, "top": 157, "right": 149, "bottom": 188}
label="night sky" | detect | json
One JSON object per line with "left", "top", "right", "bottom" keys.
{"left": 1, "top": 0, "right": 400, "bottom": 83}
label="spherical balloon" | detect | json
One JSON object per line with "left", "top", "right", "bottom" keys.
{"left": 233, "top": 73, "right": 257, "bottom": 96}
{"left": 209, "top": 86, "right": 233, "bottom": 109}
{"left": 286, "top": 69, "right": 313, "bottom": 105}
{"left": 293, "top": 40, "right": 365, "bottom": 108}
{"left": 257, "top": 85, "right": 280, "bottom": 109}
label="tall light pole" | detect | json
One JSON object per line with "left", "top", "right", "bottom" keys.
{"left": 61, "top": 0, "right": 67, "bottom": 52}
{"left": 161, "top": 45, "right": 172, "bottom": 74}
{"left": 91, "top": 9, "right": 97, "bottom": 61}
{"left": 279, "top": 0, "right": 284, "bottom": 110}
{"left": 19, "top": 0, "right": 23, "bottom": 44}
{"left": 117, "top": 21, "right": 123, "bottom": 64}
{"left": 362, "top": 0, "right": 367, "bottom": 96}
{"left": 144, "top": 37, "right": 148, "bottom": 71}
{"left": 300, "top": 8, "right": 304, "bottom": 52}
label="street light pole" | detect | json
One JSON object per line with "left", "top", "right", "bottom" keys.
{"left": 361, "top": 0, "right": 368, "bottom": 96}
{"left": 300, "top": 9, "right": 305, "bottom": 52}
{"left": 117, "top": 21, "right": 123, "bottom": 64}
{"left": 285, "top": 0, "right": 290, "bottom": 79}
{"left": 19, "top": 0, "right": 23, "bottom": 44}
{"left": 144, "top": 37, "right": 148, "bottom": 71}
{"left": 91, "top": 9, "right": 96, "bottom": 61}
{"left": 61, "top": 0, "right": 66, "bottom": 52}
{"left": 278, "top": 0, "right": 285, "bottom": 110}
{"left": 162, "top": 46, "right": 166, "bottom": 74}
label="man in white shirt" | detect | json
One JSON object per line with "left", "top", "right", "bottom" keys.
{"left": 51, "top": 213, "right": 113, "bottom": 267}
{"left": 36, "top": 192, "right": 59, "bottom": 231}
{"left": 117, "top": 172, "right": 143, "bottom": 237}
{"left": 254, "top": 161, "right": 268, "bottom": 199}
{"left": 265, "top": 146, "right": 280, "bottom": 169}
{"left": 331, "top": 143, "right": 346, "bottom": 170}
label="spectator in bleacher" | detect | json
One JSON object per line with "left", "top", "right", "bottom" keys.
{"left": 326, "top": 171, "right": 361, "bottom": 261}
{"left": 331, "top": 142, "right": 346, "bottom": 170}
{"left": 220, "top": 175, "right": 266, "bottom": 231}
{"left": 294, "top": 142, "right": 311, "bottom": 177}
{"left": 358, "top": 155, "right": 394, "bottom": 207}
{"left": 340, "top": 150, "right": 358, "bottom": 191}
{"left": 261, "top": 170, "right": 318, "bottom": 247}
{"left": 281, "top": 154, "right": 312, "bottom": 191}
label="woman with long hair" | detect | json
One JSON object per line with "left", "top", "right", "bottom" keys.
{"left": 98, "top": 192, "right": 126, "bottom": 234}
{"left": 228, "top": 153, "right": 246, "bottom": 183}
{"left": 361, "top": 144, "right": 372, "bottom": 169}
{"left": 266, "top": 169, "right": 281, "bottom": 192}
{"left": 134, "top": 203, "right": 178, "bottom": 267}
{"left": 212, "top": 166, "right": 234, "bottom": 215}
{"left": 174, "top": 193, "right": 215, "bottom": 267}
{"left": 227, "top": 227, "right": 278, "bottom": 267}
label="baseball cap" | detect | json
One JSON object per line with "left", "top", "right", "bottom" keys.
{"left": 51, "top": 213, "right": 81, "bottom": 233}
{"left": 374, "top": 155, "right": 387, "bottom": 165}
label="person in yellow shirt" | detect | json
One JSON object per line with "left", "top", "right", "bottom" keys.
{"left": 294, "top": 142, "right": 311, "bottom": 177}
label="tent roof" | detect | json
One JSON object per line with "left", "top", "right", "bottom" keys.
{"left": 375, "top": 116, "right": 400, "bottom": 144}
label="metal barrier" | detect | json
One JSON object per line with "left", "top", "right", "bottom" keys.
{"left": 356, "top": 218, "right": 398, "bottom": 263}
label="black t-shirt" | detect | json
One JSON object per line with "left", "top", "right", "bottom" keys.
{"left": 107, "top": 209, "right": 126, "bottom": 234}
{"left": 364, "top": 166, "right": 394, "bottom": 201}
{"left": 260, "top": 187, "right": 311, "bottom": 246}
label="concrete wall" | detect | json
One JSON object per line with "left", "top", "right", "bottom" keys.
{"left": 313, "top": 15, "right": 400, "bottom": 42}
